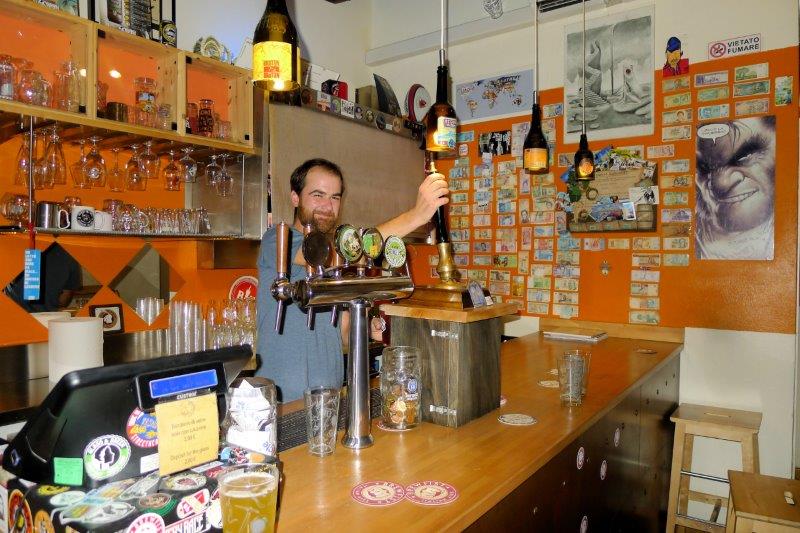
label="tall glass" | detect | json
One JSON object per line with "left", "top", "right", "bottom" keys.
{"left": 126, "top": 144, "right": 146, "bottom": 191}
{"left": 205, "top": 154, "right": 221, "bottom": 186}
{"left": 83, "top": 136, "right": 107, "bottom": 187}
{"left": 32, "top": 134, "right": 51, "bottom": 189}
{"left": 43, "top": 129, "right": 67, "bottom": 186}
{"left": 216, "top": 154, "right": 234, "bottom": 197}
{"left": 179, "top": 147, "right": 197, "bottom": 183}
{"left": 557, "top": 349, "right": 591, "bottom": 407}
{"left": 70, "top": 139, "right": 90, "bottom": 189}
{"left": 218, "top": 463, "right": 279, "bottom": 533}
{"left": 14, "top": 133, "right": 32, "bottom": 186}
{"left": 0, "top": 55, "right": 16, "bottom": 100}
{"left": 107, "top": 148, "right": 125, "bottom": 192}
{"left": 139, "top": 140, "right": 160, "bottom": 180}
{"left": 163, "top": 150, "right": 181, "bottom": 191}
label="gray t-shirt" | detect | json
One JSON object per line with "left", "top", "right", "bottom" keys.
{"left": 256, "top": 226, "right": 343, "bottom": 402}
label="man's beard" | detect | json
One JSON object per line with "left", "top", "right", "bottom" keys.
{"left": 297, "top": 206, "right": 337, "bottom": 234}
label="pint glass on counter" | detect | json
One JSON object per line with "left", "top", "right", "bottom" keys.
{"left": 218, "top": 463, "right": 279, "bottom": 532}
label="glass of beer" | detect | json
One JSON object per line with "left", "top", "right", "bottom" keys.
{"left": 218, "top": 463, "right": 279, "bottom": 533}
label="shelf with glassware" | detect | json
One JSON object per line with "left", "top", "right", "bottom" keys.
{"left": 0, "top": 0, "right": 255, "bottom": 155}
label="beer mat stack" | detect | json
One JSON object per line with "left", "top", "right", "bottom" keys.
{"left": 542, "top": 327, "right": 608, "bottom": 343}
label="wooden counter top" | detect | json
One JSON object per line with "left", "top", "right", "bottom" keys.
{"left": 381, "top": 301, "right": 519, "bottom": 323}
{"left": 276, "top": 333, "right": 683, "bottom": 531}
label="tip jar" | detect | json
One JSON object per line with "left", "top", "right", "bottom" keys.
{"left": 380, "top": 345, "right": 421, "bottom": 430}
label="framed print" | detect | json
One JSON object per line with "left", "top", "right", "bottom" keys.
{"left": 35, "top": 0, "right": 89, "bottom": 18}
{"left": 90, "top": 304, "right": 124, "bottom": 333}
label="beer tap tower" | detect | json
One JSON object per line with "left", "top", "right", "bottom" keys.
{"left": 271, "top": 221, "right": 413, "bottom": 449}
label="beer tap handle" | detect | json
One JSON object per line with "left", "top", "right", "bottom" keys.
{"left": 276, "top": 221, "right": 290, "bottom": 279}
{"left": 330, "top": 305, "right": 339, "bottom": 327}
{"left": 303, "top": 223, "right": 315, "bottom": 278}
{"left": 307, "top": 308, "right": 315, "bottom": 330}
{"left": 275, "top": 300, "right": 286, "bottom": 333}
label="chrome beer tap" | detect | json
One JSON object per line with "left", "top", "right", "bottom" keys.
{"left": 270, "top": 221, "right": 414, "bottom": 450}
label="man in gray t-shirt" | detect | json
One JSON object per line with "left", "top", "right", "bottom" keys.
{"left": 256, "top": 158, "right": 449, "bottom": 402}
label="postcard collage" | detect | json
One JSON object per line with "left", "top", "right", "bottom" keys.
{"left": 431, "top": 50, "right": 793, "bottom": 326}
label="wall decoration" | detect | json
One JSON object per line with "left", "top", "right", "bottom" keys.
{"left": 455, "top": 70, "right": 533, "bottom": 124}
{"left": 564, "top": 6, "right": 654, "bottom": 142}
{"left": 662, "top": 36, "right": 689, "bottom": 77}
{"left": 695, "top": 116, "right": 775, "bottom": 260}
{"left": 90, "top": 304, "right": 124, "bottom": 334}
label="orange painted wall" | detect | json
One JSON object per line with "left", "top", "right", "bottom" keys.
{"left": 411, "top": 46, "right": 798, "bottom": 334}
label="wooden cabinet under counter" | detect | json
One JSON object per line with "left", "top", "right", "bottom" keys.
{"left": 275, "top": 332, "right": 682, "bottom": 531}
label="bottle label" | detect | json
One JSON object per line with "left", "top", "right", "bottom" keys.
{"left": 433, "top": 117, "right": 457, "bottom": 149}
{"left": 253, "top": 41, "right": 292, "bottom": 83}
{"left": 524, "top": 147, "right": 548, "bottom": 171}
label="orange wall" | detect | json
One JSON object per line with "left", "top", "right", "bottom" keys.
{"left": 411, "top": 46, "right": 798, "bottom": 334}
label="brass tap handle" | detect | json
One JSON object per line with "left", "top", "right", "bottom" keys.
{"left": 330, "top": 247, "right": 345, "bottom": 270}
{"left": 276, "top": 221, "right": 290, "bottom": 278}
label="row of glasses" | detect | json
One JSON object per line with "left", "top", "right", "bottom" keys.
{"left": 0, "top": 54, "right": 81, "bottom": 112}
{"left": 14, "top": 128, "right": 68, "bottom": 189}
{"left": 136, "top": 296, "right": 164, "bottom": 326}
{"left": 207, "top": 297, "right": 256, "bottom": 352}
{"left": 204, "top": 153, "right": 236, "bottom": 197}
{"left": 0, "top": 193, "right": 30, "bottom": 224}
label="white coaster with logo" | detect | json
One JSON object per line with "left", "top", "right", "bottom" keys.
{"left": 404, "top": 481, "right": 458, "bottom": 506}
{"left": 351, "top": 481, "right": 405, "bottom": 507}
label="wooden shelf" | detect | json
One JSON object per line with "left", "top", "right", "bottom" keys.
{"left": 3, "top": 0, "right": 86, "bottom": 31}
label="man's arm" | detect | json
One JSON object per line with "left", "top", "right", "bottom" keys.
{"left": 376, "top": 172, "right": 449, "bottom": 238}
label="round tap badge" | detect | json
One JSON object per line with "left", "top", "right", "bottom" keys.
{"left": 163, "top": 472, "right": 206, "bottom": 492}
{"left": 9, "top": 489, "right": 32, "bottom": 533}
{"left": 334, "top": 224, "right": 362, "bottom": 263}
{"left": 351, "top": 481, "right": 405, "bottom": 507}
{"left": 361, "top": 228, "right": 384, "bottom": 260}
{"left": 126, "top": 408, "right": 159, "bottom": 448}
{"left": 34, "top": 510, "right": 55, "bottom": 533}
{"left": 125, "top": 512, "right": 165, "bottom": 533}
{"left": 404, "top": 481, "right": 459, "bottom": 506}
{"left": 383, "top": 235, "right": 407, "bottom": 269}
{"left": 83, "top": 434, "right": 131, "bottom": 481}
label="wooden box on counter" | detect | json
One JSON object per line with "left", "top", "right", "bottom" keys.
{"left": 382, "top": 302, "right": 518, "bottom": 428}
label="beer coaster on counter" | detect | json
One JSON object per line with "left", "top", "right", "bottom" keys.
{"left": 538, "top": 380, "right": 559, "bottom": 388}
{"left": 351, "top": 481, "right": 405, "bottom": 507}
{"left": 404, "top": 481, "right": 459, "bottom": 506}
{"left": 498, "top": 414, "right": 538, "bottom": 426}
{"left": 499, "top": 395, "right": 507, "bottom": 406}
{"left": 376, "top": 420, "right": 410, "bottom": 432}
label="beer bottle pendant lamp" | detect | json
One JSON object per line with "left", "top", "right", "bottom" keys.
{"left": 423, "top": 0, "right": 458, "bottom": 153}
{"left": 523, "top": 0, "right": 549, "bottom": 173}
{"left": 252, "top": 0, "right": 301, "bottom": 91}
{"left": 573, "top": 0, "right": 595, "bottom": 181}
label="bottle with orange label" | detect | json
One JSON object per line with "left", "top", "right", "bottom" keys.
{"left": 252, "top": 0, "right": 300, "bottom": 92}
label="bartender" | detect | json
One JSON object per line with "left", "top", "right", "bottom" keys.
{"left": 256, "top": 158, "right": 448, "bottom": 402}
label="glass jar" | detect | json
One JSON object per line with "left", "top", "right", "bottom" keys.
{"left": 157, "top": 103, "right": 172, "bottom": 130}
{"left": 134, "top": 76, "right": 157, "bottom": 127}
{"left": 198, "top": 98, "right": 214, "bottom": 137}
{"left": 380, "top": 345, "right": 421, "bottom": 430}
{"left": 186, "top": 102, "right": 198, "bottom": 134}
{"left": 221, "top": 376, "right": 278, "bottom": 460}
{"left": 0, "top": 56, "right": 15, "bottom": 100}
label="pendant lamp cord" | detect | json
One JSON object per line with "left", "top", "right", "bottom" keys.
{"left": 439, "top": 0, "right": 446, "bottom": 66}
{"left": 533, "top": 1, "right": 538, "bottom": 104}
{"left": 582, "top": 0, "right": 587, "bottom": 134}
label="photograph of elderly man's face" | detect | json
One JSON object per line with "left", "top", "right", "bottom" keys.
{"left": 695, "top": 116, "right": 776, "bottom": 260}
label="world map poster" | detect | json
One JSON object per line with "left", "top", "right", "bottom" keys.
{"left": 455, "top": 69, "right": 534, "bottom": 124}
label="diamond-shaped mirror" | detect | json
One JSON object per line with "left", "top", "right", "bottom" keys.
{"left": 109, "top": 244, "right": 185, "bottom": 324}
{"left": 2, "top": 242, "right": 101, "bottom": 313}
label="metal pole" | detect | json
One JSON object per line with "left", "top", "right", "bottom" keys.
{"left": 27, "top": 118, "right": 35, "bottom": 248}
{"left": 533, "top": 1, "right": 538, "bottom": 104}
{"left": 582, "top": 0, "right": 587, "bottom": 134}
{"left": 439, "top": 0, "right": 446, "bottom": 65}
{"left": 342, "top": 298, "right": 374, "bottom": 449}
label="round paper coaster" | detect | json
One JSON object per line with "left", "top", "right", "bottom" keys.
{"left": 351, "top": 481, "right": 405, "bottom": 507}
{"left": 376, "top": 421, "right": 410, "bottom": 432}
{"left": 498, "top": 413, "right": 538, "bottom": 426}
{"left": 404, "top": 481, "right": 459, "bottom": 506}
{"left": 538, "top": 380, "right": 560, "bottom": 388}
{"left": 499, "top": 394, "right": 507, "bottom": 406}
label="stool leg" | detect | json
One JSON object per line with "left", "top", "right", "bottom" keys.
{"left": 741, "top": 434, "right": 759, "bottom": 473}
{"left": 667, "top": 424, "right": 687, "bottom": 532}
{"left": 724, "top": 491, "right": 735, "bottom": 533}
{"left": 677, "top": 434, "right": 695, "bottom": 518}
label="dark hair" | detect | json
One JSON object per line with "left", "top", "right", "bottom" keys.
{"left": 290, "top": 158, "right": 345, "bottom": 196}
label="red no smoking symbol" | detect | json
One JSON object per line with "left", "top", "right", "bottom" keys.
{"left": 709, "top": 42, "right": 726, "bottom": 58}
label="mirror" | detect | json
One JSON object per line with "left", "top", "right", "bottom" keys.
{"left": 109, "top": 244, "right": 185, "bottom": 323}
{"left": 2, "top": 243, "right": 101, "bottom": 313}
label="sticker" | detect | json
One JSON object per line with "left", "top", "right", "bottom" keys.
{"left": 127, "top": 408, "right": 159, "bottom": 449}
{"left": 140, "top": 494, "right": 177, "bottom": 517}
{"left": 404, "top": 481, "right": 459, "bottom": 506}
{"left": 176, "top": 488, "right": 211, "bottom": 519}
{"left": 498, "top": 414, "right": 538, "bottom": 426}
{"left": 9, "top": 489, "right": 33, "bottom": 533}
{"left": 120, "top": 471, "right": 162, "bottom": 500}
{"left": 164, "top": 512, "right": 211, "bottom": 533}
{"left": 576, "top": 446, "right": 585, "bottom": 470}
{"left": 163, "top": 473, "right": 206, "bottom": 492}
{"left": 538, "top": 380, "right": 559, "bottom": 388}
{"left": 23, "top": 248, "right": 41, "bottom": 301}
{"left": 50, "top": 490, "right": 86, "bottom": 507}
{"left": 80, "top": 502, "right": 135, "bottom": 525}
{"left": 141, "top": 452, "right": 160, "bottom": 474}
{"left": 614, "top": 427, "right": 621, "bottom": 447}
{"left": 228, "top": 275, "right": 258, "bottom": 300}
{"left": 351, "top": 481, "right": 405, "bottom": 506}
{"left": 206, "top": 489, "right": 222, "bottom": 529}
{"left": 707, "top": 33, "right": 761, "bottom": 59}
{"left": 91, "top": 479, "right": 136, "bottom": 499}
{"left": 83, "top": 434, "right": 131, "bottom": 481}
{"left": 126, "top": 512, "right": 166, "bottom": 533}
{"left": 600, "top": 459, "right": 608, "bottom": 480}
{"left": 34, "top": 510, "right": 55, "bottom": 533}
{"left": 37, "top": 485, "right": 70, "bottom": 496}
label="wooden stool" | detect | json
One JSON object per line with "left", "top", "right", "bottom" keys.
{"left": 666, "top": 404, "right": 762, "bottom": 532}
{"left": 726, "top": 471, "right": 800, "bottom": 532}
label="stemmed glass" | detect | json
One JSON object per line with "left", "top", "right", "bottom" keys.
{"left": 83, "top": 136, "right": 107, "bottom": 187}
{"left": 70, "top": 139, "right": 89, "bottom": 189}
{"left": 107, "top": 147, "right": 125, "bottom": 192}
{"left": 32, "top": 134, "right": 51, "bottom": 190}
{"left": 204, "top": 154, "right": 221, "bottom": 187}
{"left": 139, "top": 140, "right": 160, "bottom": 180}
{"left": 179, "top": 147, "right": 197, "bottom": 183}
{"left": 43, "top": 128, "right": 67, "bottom": 186}
{"left": 216, "top": 154, "right": 234, "bottom": 197}
{"left": 14, "top": 133, "right": 32, "bottom": 186}
{"left": 126, "top": 144, "right": 146, "bottom": 191}
{"left": 163, "top": 150, "right": 181, "bottom": 191}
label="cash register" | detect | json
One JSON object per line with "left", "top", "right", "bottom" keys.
{"left": 2, "top": 346, "right": 251, "bottom": 487}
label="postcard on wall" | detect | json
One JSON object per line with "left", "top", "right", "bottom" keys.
{"left": 775, "top": 76, "right": 793, "bottom": 106}
{"left": 564, "top": 6, "right": 654, "bottom": 143}
{"left": 735, "top": 63, "right": 768, "bottom": 82}
{"left": 662, "top": 159, "right": 690, "bottom": 173}
{"left": 455, "top": 69, "right": 533, "bottom": 124}
{"left": 693, "top": 71, "right": 729, "bottom": 87}
{"left": 631, "top": 269, "right": 660, "bottom": 282}
{"left": 698, "top": 104, "right": 730, "bottom": 121}
{"left": 735, "top": 98, "right": 769, "bottom": 116}
{"left": 662, "top": 109, "right": 692, "bottom": 125}
{"left": 733, "top": 79, "right": 770, "bottom": 98}
{"left": 630, "top": 310, "right": 660, "bottom": 325}
{"left": 662, "top": 75, "right": 689, "bottom": 93}
{"left": 661, "top": 174, "right": 692, "bottom": 188}
{"left": 646, "top": 144, "right": 675, "bottom": 159}
{"left": 479, "top": 130, "right": 512, "bottom": 156}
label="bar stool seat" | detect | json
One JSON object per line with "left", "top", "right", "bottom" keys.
{"left": 666, "top": 403, "right": 762, "bottom": 532}
{"left": 726, "top": 470, "right": 800, "bottom": 532}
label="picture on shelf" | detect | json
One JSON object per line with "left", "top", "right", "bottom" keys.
{"left": 93, "top": 0, "right": 166, "bottom": 40}
{"left": 90, "top": 304, "right": 125, "bottom": 333}
{"left": 35, "top": 0, "right": 85, "bottom": 17}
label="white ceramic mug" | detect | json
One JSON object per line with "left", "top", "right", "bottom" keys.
{"left": 93, "top": 210, "right": 113, "bottom": 232}
{"left": 70, "top": 206, "right": 95, "bottom": 231}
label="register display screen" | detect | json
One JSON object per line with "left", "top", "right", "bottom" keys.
{"left": 148, "top": 368, "right": 219, "bottom": 399}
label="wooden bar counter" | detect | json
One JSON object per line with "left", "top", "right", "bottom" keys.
{"left": 276, "top": 332, "right": 683, "bottom": 531}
